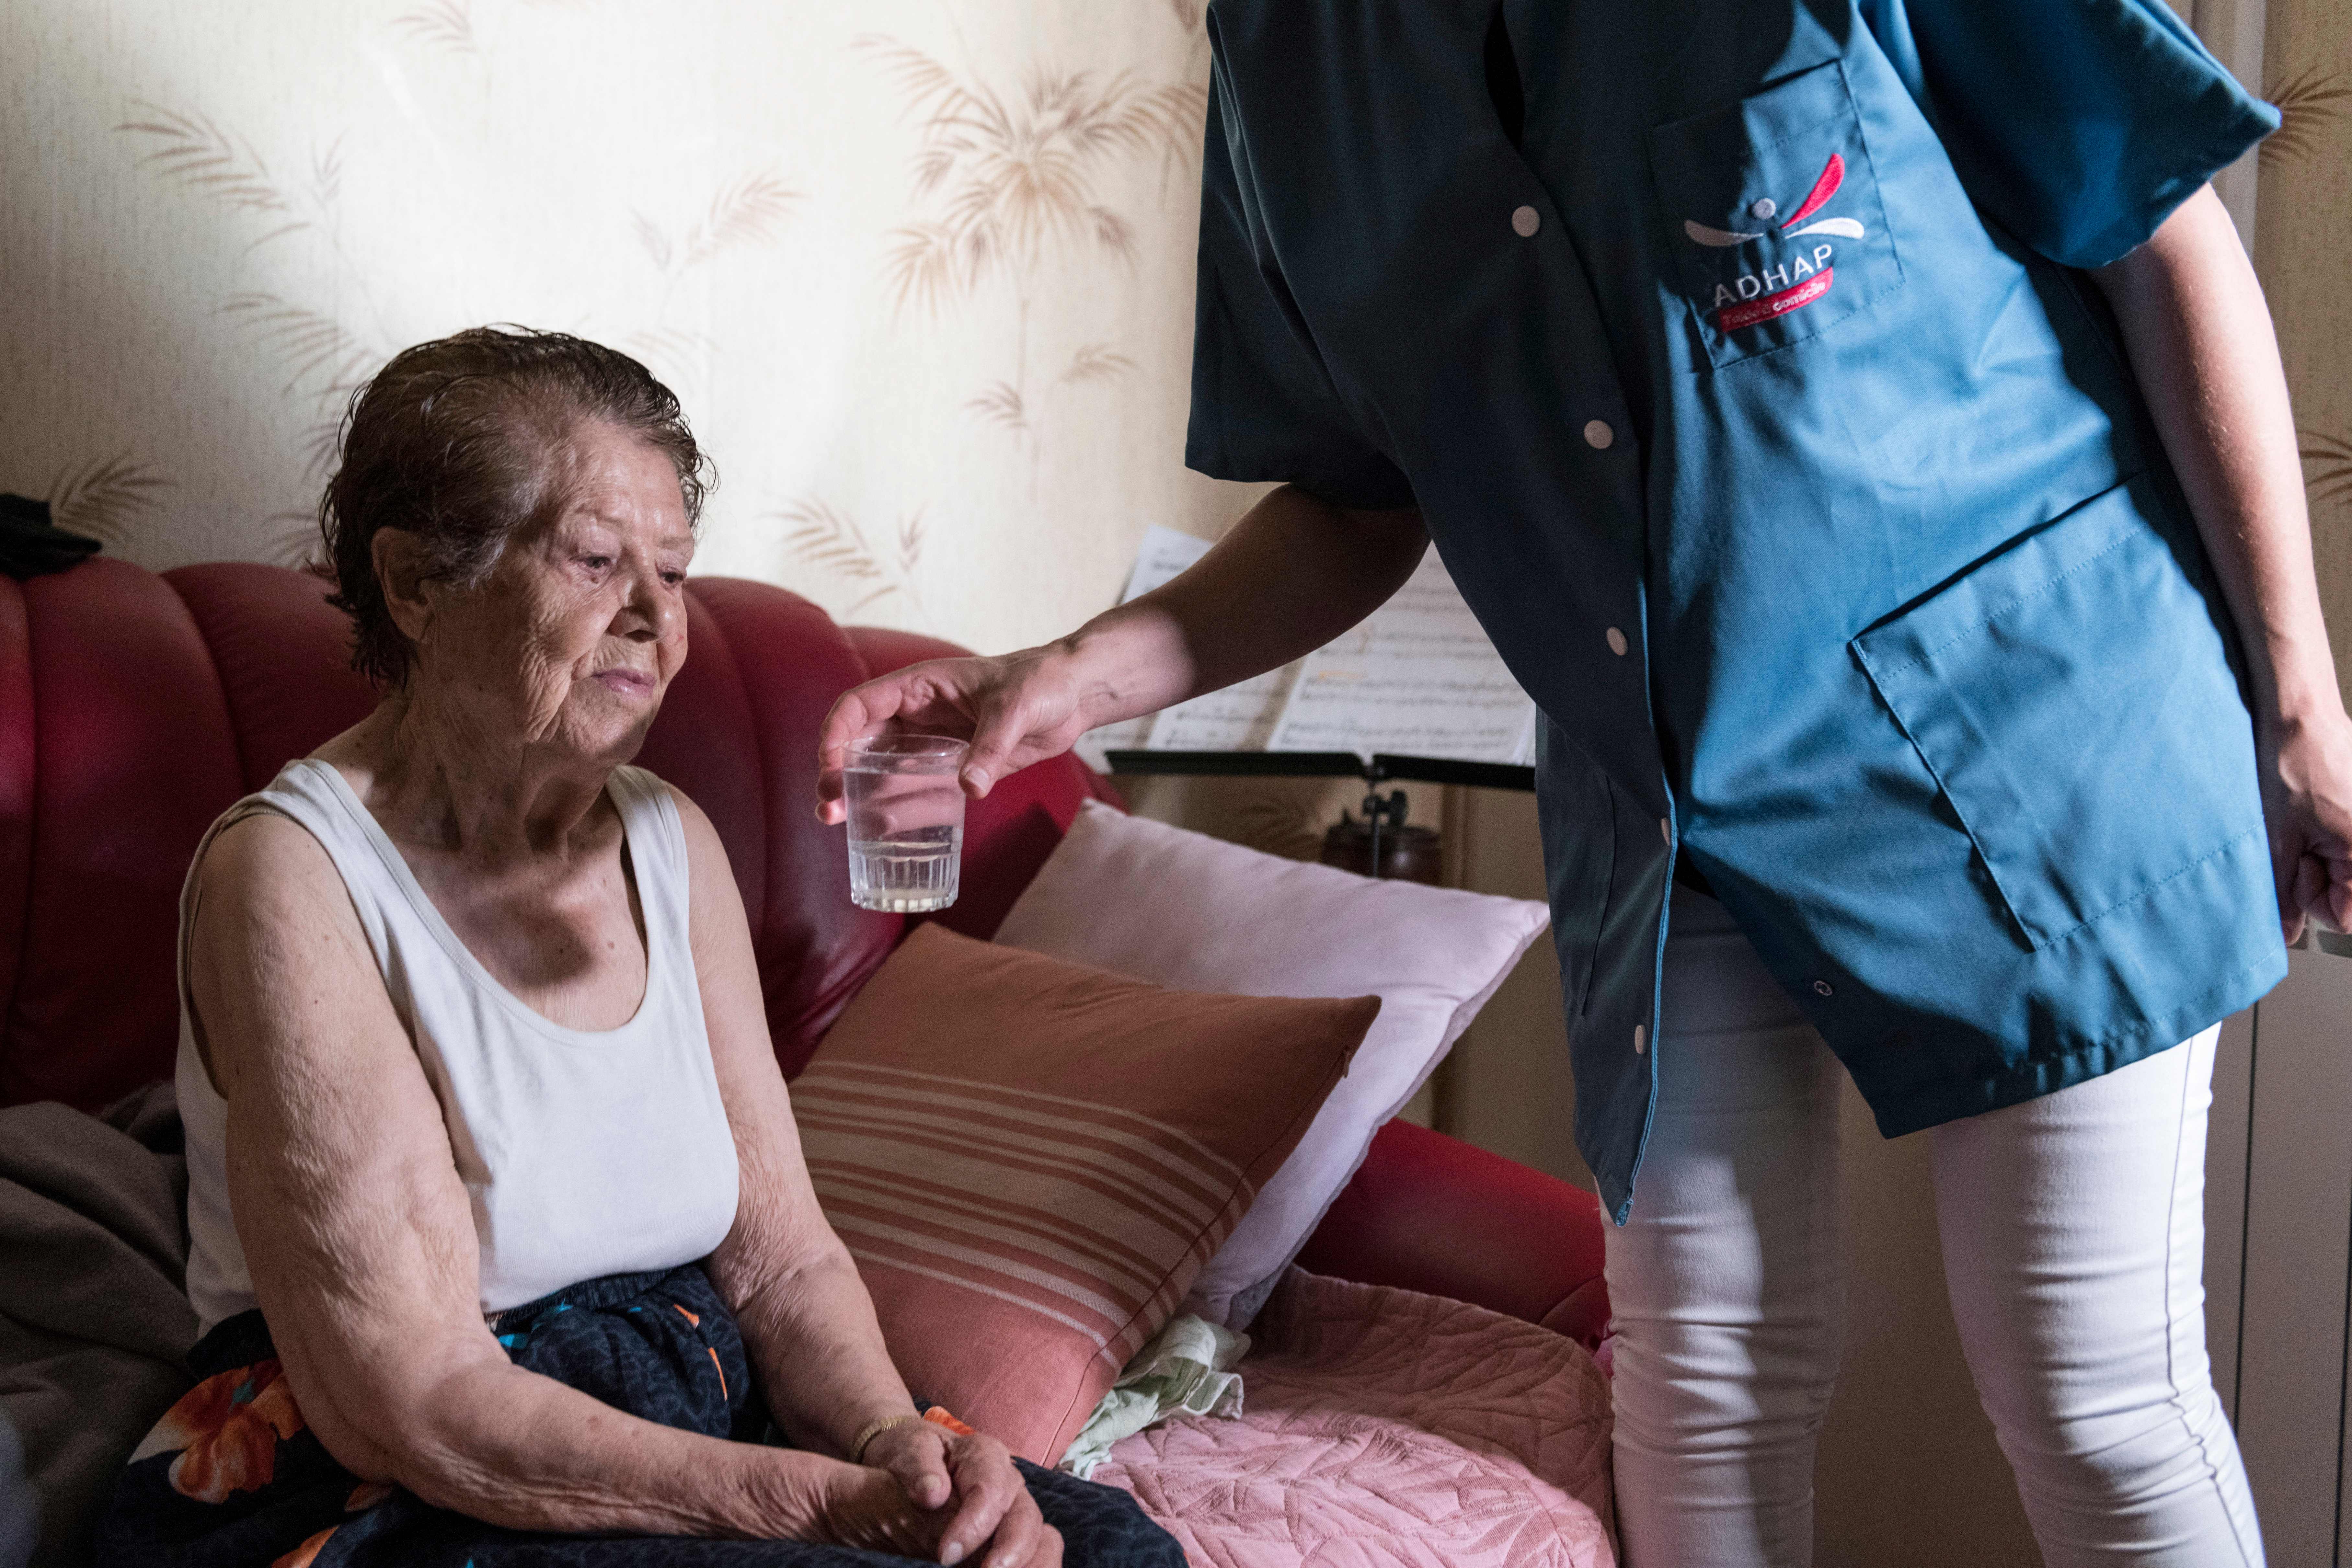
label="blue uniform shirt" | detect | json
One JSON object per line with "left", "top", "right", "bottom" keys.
{"left": 1185, "top": 0, "right": 2287, "bottom": 1221}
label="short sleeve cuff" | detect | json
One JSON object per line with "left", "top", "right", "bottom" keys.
{"left": 1184, "top": 424, "right": 1418, "bottom": 512}
{"left": 2064, "top": 89, "right": 2279, "bottom": 269}
{"left": 1905, "top": 0, "right": 2283, "bottom": 270}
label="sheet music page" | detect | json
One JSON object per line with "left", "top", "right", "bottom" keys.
{"left": 1072, "top": 526, "right": 1210, "bottom": 770}
{"left": 1117, "top": 524, "right": 1213, "bottom": 603}
{"left": 1266, "top": 545, "right": 1538, "bottom": 764}
{"left": 1109, "top": 525, "right": 1302, "bottom": 750}
{"left": 1144, "top": 660, "right": 1302, "bottom": 751}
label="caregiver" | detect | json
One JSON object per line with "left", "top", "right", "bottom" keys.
{"left": 818, "top": 3, "right": 2352, "bottom": 1566}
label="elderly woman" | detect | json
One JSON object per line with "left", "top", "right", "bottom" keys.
{"left": 99, "top": 329, "right": 1181, "bottom": 1568}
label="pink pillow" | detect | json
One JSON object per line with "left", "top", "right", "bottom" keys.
{"left": 995, "top": 800, "right": 1550, "bottom": 1327}
{"left": 796, "top": 923, "right": 1377, "bottom": 1464}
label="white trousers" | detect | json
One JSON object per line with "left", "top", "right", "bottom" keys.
{"left": 1604, "top": 887, "right": 2265, "bottom": 1567}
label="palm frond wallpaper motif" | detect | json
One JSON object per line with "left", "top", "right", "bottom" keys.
{"left": 17, "top": 0, "right": 2350, "bottom": 700}
{"left": 223, "top": 291, "right": 377, "bottom": 491}
{"left": 258, "top": 510, "right": 327, "bottom": 571}
{"left": 115, "top": 90, "right": 396, "bottom": 551}
{"left": 637, "top": 171, "right": 805, "bottom": 276}
{"left": 966, "top": 382, "right": 1029, "bottom": 433}
{"left": 392, "top": 0, "right": 478, "bottom": 57}
{"left": 687, "top": 172, "right": 804, "bottom": 268}
{"left": 772, "top": 498, "right": 929, "bottom": 619}
{"left": 2264, "top": 65, "right": 2352, "bottom": 166}
{"left": 2303, "top": 430, "right": 2352, "bottom": 510}
{"left": 850, "top": 26, "right": 1208, "bottom": 516}
{"left": 115, "top": 102, "right": 298, "bottom": 219}
{"left": 47, "top": 453, "right": 172, "bottom": 546}
{"left": 2259, "top": 6, "right": 2352, "bottom": 704}
{"left": 627, "top": 167, "right": 806, "bottom": 383}
{"left": 861, "top": 38, "right": 1200, "bottom": 315}
{"left": 311, "top": 136, "right": 347, "bottom": 208}
{"left": 220, "top": 294, "right": 375, "bottom": 395}
{"left": 17, "top": 0, "right": 1242, "bottom": 655}
{"left": 961, "top": 341, "right": 1137, "bottom": 433}
{"left": 1062, "top": 342, "right": 1137, "bottom": 387}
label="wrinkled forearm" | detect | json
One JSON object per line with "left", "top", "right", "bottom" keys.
{"left": 344, "top": 1356, "right": 836, "bottom": 1539}
{"left": 717, "top": 1244, "right": 918, "bottom": 1459}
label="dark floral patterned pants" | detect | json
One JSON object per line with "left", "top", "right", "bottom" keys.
{"left": 97, "top": 1265, "right": 1183, "bottom": 1568}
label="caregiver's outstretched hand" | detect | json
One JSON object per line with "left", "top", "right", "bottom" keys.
{"left": 817, "top": 486, "right": 1430, "bottom": 824}
{"left": 815, "top": 643, "right": 1099, "bottom": 819}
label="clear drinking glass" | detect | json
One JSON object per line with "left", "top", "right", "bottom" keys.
{"left": 843, "top": 733, "right": 969, "bottom": 913}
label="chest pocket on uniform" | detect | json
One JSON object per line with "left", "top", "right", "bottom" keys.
{"left": 1647, "top": 58, "right": 1905, "bottom": 369}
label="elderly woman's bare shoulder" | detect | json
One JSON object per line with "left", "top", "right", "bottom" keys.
{"left": 184, "top": 804, "right": 399, "bottom": 1102}
{"left": 198, "top": 807, "right": 347, "bottom": 905}
{"left": 189, "top": 805, "right": 374, "bottom": 976}
{"left": 653, "top": 779, "right": 749, "bottom": 918}
{"left": 643, "top": 778, "right": 768, "bottom": 1004}
{"left": 657, "top": 777, "right": 723, "bottom": 851}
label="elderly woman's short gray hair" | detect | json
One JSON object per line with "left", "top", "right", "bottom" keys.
{"left": 319, "top": 326, "right": 714, "bottom": 687}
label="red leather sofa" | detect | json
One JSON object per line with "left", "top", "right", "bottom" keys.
{"left": 0, "top": 558, "right": 1609, "bottom": 1345}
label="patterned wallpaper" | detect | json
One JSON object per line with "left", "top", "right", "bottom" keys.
{"left": 0, "top": 0, "right": 1262, "bottom": 658}
{"left": 2262, "top": 0, "right": 2352, "bottom": 701}
{"left": 3, "top": 0, "right": 2344, "bottom": 689}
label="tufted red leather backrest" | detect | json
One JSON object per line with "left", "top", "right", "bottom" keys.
{"left": 0, "top": 560, "right": 1117, "bottom": 1108}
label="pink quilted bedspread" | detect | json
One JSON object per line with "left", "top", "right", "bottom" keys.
{"left": 1093, "top": 1269, "right": 1616, "bottom": 1568}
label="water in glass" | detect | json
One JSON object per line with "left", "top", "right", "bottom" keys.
{"left": 843, "top": 737, "right": 967, "bottom": 912}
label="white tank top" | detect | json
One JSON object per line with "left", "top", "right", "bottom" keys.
{"left": 177, "top": 759, "right": 740, "bottom": 1332}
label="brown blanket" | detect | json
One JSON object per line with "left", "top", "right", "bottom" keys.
{"left": 0, "top": 1083, "right": 196, "bottom": 1568}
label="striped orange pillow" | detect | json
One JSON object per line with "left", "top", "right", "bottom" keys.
{"left": 795, "top": 923, "right": 1377, "bottom": 1464}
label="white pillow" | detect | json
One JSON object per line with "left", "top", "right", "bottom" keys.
{"left": 993, "top": 799, "right": 1550, "bottom": 1328}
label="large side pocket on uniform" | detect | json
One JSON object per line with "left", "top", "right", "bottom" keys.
{"left": 1851, "top": 474, "right": 2264, "bottom": 951}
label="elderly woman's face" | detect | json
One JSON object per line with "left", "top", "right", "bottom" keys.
{"left": 422, "top": 421, "right": 693, "bottom": 762}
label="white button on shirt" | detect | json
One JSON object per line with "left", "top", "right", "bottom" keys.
{"left": 1606, "top": 626, "right": 1628, "bottom": 656}
{"left": 1583, "top": 419, "right": 1614, "bottom": 450}
{"left": 1511, "top": 204, "right": 1541, "bottom": 236}
{"left": 1634, "top": 1023, "right": 1647, "bottom": 1055}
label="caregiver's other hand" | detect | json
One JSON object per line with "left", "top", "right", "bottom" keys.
{"left": 816, "top": 646, "right": 1093, "bottom": 824}
{"left": 2259, "top": 704, "right": 2352, "bottom": 944}
{"left": 825, "top": 1425, "right": 1061, "bottom": 1568}
{"left": 2090, "top": 189, "right": 2352, "bottom": 947}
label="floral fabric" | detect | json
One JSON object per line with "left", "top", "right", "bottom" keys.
{"left": 97, "top": 1264, "right": 1182, "bottom": 1568}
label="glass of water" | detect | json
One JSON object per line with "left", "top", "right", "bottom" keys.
{"left": 843, "top": 733, "right": 969, "bottom": 913}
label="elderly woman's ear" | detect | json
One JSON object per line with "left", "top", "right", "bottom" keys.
{"left": 370, "top": 527, "right": 436, "bottom": 655}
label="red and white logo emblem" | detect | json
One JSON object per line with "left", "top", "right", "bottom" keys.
{"left": 1683, "top": 153, "right": 1865, "bottom": 330}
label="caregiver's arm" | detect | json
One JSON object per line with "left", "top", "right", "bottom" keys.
{"left": 681, "top": 791, "right": 1055, "bottom": 1568}
{"left": 2091, "top": 183, "right": 2352, "bottom": 940}
{"left": 193, "top": 815, "right": 870, "bottom": 1541}
{"left": 816, "top": 484, "right": 1428, "bottom": 819}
